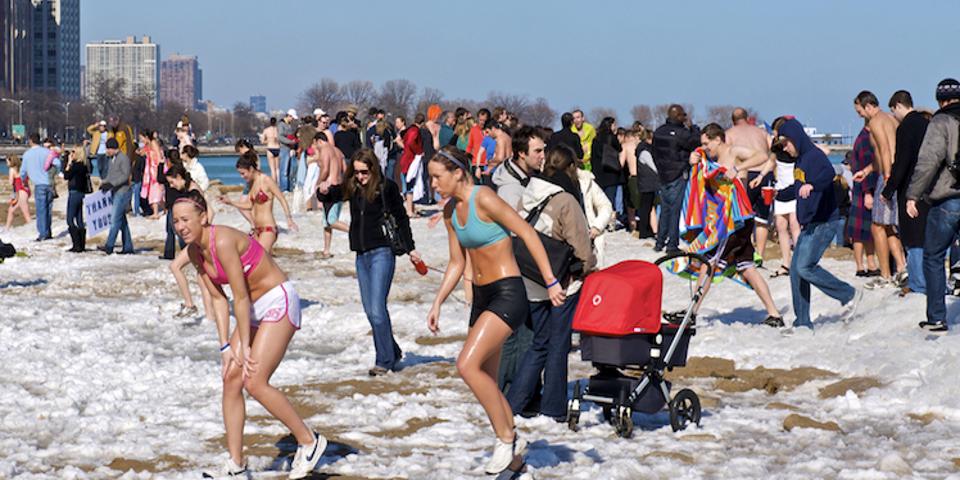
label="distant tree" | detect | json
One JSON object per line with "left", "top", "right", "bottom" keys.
{"left": 486, "top": 91, "right": 530, "bottom": 119}
{"left": 415, "top": 87, "right": 445, "bottom": 116}
{"left": 631, "top": 104, "right": 653, "bottom": 127}
{"left": 87, "top": 75, "right": 129, "bottom": 118}
{"left": 378, "top": 79, "right": 417, "bottom": 118}
{"left": 342, "top": 80, "right": 376, "bottom": 112}
{"left": 589, "top": 107, "right": 617, "bottom": 124}
{"left": 231, "top": 102, "right": 258, "bottom": 138}
{"left": 523, "top": 97, "right": 557, "bottom": 128}
{"left": 299, "top": 78, "right": 343, "bottom": 114}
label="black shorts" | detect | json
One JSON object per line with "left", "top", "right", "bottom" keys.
{"left": 469, "top": 276, "right": 529, "bottom": 331}
{"left": 746, "top": 171, "right": 774, "bottom": 225}
{"left": 707, "top": 219, "right": 757, "bottom": 273}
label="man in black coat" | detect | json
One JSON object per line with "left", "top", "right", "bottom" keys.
{"left": 652, "top": 104, "right": 700, "bottom": 253}
{"left": 547, "top": 112, "right": 584, "bottom": 159}
{"left": 884, "top": 90, "right": 929, "bottom": 295}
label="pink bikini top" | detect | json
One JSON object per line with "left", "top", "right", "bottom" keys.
{"left": 205, "top": 226, "right": 265, "bottom": 285}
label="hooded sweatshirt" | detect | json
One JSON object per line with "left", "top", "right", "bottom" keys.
{"left": 906, "top": 102, "right": 960, "bottom": 203}
{"left": 779, "top": 118, "right": 837, "bottom": 226}
{"left": 491, "top": 157, "right": 529, "bottom": 210}
{"left": 518, "top": 177, "right": 596, "bottom": 301}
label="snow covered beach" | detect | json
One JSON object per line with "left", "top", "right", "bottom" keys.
{"left": 0, "top": 187, "right": 958, "bottom": 479}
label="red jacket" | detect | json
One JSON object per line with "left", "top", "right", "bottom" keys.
{"left": 399, "top": 126, "right": 423, "bottom": 174}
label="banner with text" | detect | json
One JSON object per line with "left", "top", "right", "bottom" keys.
{"left": 83, "top": 190, "right": 113, "bottom": 237}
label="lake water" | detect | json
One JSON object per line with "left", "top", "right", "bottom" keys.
{"left": 0, "top": 153, "right": 846, "bottom": 186}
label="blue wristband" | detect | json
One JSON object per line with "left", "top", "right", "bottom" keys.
{"left": 546, "top": 278, "right": 560, "bottom": 288}
{"left": 220, "top": 342, "right": 231, "bottom": 352}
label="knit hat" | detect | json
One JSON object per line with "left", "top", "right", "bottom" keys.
{"left": 936, "top": 78, "right": 960, "bottom": 102}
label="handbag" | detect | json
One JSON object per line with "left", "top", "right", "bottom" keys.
{"left": 379, "top": 182, "right": 409, "bottom": 256}
{"left": 511, "top": 192, "right": 580, "bottom": 286}
{"left": 600, "top": 141, "right": 622, "bottom": 173}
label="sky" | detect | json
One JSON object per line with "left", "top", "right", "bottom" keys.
{"left": 80, "top": 0, "right": 959, "bottom": 136}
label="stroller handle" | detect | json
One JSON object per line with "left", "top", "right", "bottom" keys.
{"left": 654, "top": 251, "right": 716, "bottom": 279}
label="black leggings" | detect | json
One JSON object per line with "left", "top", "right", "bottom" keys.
{"left": 636, "top": 191, "right": 656, "bottom": 239}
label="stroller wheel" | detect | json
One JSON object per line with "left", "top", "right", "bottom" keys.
{"left": 566, "top": 382, "right": 581, "bottom": 432}
{"left": 669, "top": 388, "right": 702, "bottom": 432}
{"left": 615, "top": 406, "right": 634, "bottom": 438}
{"left": 601, "top": 406, "right": 614, "bottom": 424}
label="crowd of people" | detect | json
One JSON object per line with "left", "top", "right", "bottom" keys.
{"left": 3, "top": 76, "right": 960, "bottom": 476}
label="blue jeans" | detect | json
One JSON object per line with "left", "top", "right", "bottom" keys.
{"left": 130, "top": 182, "right": 142, "bottom": 216}
{"left": 656, "top": 176, "right": 686, "bottom": 251}
{"left": 295, "top": 152, "right": 307, "bottom": 189}
{"left": 791, "top": 221, "right": 855, "bottom": 328}
{"left": 104, "top": 189, "right": 133, "bottom": 253}
{"left": 279, "top": 148, "right": 292, "bottom": 192}
{"left": 906, "top": 248, "right": 926, "bottom": 294}
{"left": 163, "top": 208, "right": 185, "bottom": 259}
{"left": 923, "top": 198, "right": 960, "bottom": 324}
{"left": 498, "top": 324, "right": 534, "bottom": 391}
{"left": 356, "top": 247, "right": 402, "bottom": 370}
{"left": 830, "top": 217, "right": 846, "bottom": 247}
{"left": 96, "top": 154, "right": 108, "bottom": 178}
{"left": 603, "top": 185, "right": 624, "bottom": 219}
{"left": 506, "top": 293, "right": 579, "bottom": 418}
{"left": 34, "top": 184, "right": 54, "bottom": 240}
{"left": 66, "top": 190, "right": 84, "bottom": 230}
{"left": 385, "top": 157, "right": 398, "bottom": 186}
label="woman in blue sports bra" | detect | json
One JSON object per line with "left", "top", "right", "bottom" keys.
{"left": 426, "top": 147, "right": 564, "bottom": 474}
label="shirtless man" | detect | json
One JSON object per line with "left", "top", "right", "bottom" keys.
{"left": 315, "top": 132, "right": 349, "bottom": 259}
{"left": 688, "top": 123, "right": 783, "bottom": 326}
{"left": 727, "top": 107, "right": 775, "bottom": 260}
{"left": 489, "top": 121, "right": 513, "bottom": 168}
{"left": 853, "top": 91, "right": 907, "bottom": 289}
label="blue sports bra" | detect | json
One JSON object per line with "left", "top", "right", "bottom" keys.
{"left": 452, "top": 187, "right": 509, "bottom": 249}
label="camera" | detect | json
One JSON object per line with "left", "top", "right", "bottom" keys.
{"left": 947, "top": 148, "right": 960, "bottom": 187}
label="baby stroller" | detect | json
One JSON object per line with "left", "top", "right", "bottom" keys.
{"left": 565, "top": 252, "right": 714, "bottom": 438}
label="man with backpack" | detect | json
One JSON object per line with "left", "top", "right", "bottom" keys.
{"left": 906, "top": 78, "right": 960, "bottom": 332}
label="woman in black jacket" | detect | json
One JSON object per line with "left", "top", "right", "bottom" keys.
{"left": 345, "top": 148, "right": 422, "bottom": 376}
{"left": 63, "top": 145, "right": 92, "bottom": 252}
{"left": 158, "top": 149, "right": 185, "bottom": 260}
{"left": 591, "top": 117, "right": 624, "bottom": 223}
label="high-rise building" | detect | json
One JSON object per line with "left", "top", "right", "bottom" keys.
{"left": 0, "top": 0, "right": 33, "bottom": 96}
{"left": 160, "top": 54, "right": 201, "bottom": 109}
{"left": 249, "top": 95, "right": 266, "bottom": 114}
{"left": 30, "top": 0, "right": 80, "bottom": 98}
{"left": 85, "top": 35, "right": 159, "bottom": 106}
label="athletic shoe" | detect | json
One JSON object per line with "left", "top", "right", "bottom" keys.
{"left": 289, "top": 432, "right": 327, "bottom": 479}
{"left": 894, "top": 270, "right": 908, "bottom": 288}
{"left": 201, "top": 457, "right": 248, "bottom": 479}
{"left": 368, "top": 366, "right": 389, "bottom": 377}
{"left": 484, "top": 435, "right": 527, "bottom": 474}
{"left": 762, "top": 316, "right": 785, "bottom": 328}
{"left": 175, "top": 304, "right": 198, "bottom": 318}
{"left": 864, "top": 277, "right": 895, "bottom": 290}
{"left": 919, "top": 321, "right": 949, "bottom": 333}
{"left": 865, "top": 269, "right": 881, "bottom": 277}
{"left": 841, "top": 288, "right": 864, "bottom": 323}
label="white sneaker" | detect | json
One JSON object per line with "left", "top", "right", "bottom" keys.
{"left": 841, "top": 288, "right": 864, "bottom": 324}
{"left": 484, "top": 435, "right": 527, "bottom": 474}
{"left": 174, "top": 303, "right": 199, "bottom": 318}
{"left": 201, "top": 457, "right": 248, "bottom": 479}
{"left": 864, "top": 277, "right": 895, "bottom": 290}
{"left": 289, "top": 432, "right": 327, "bottom": 479}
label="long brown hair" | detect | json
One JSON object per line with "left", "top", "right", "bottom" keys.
{"left": 344, "top": 148, "right": 383, "bottom": 202}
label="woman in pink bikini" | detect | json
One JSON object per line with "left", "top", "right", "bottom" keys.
{"left": 4, "top": 155, "right": 31, "bottom": 231}
{"left": 173, "top": 189, "right": 323, "bottom": 479}
{"left": 220, "top": 151, "right": 297, "bottom": 253}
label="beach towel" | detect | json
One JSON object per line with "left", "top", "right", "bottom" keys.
{"left": 666, "top": 149, "right": 756, "bottom": 286}
{"left": 406, "top": 154, "right": 425, "bottom": 202}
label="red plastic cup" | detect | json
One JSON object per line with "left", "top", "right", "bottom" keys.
{"left": 412, "top": 258, "right": 428, "bottom": 276}
{"left": 761, "top": 186, "right": 776, "bottom": 206}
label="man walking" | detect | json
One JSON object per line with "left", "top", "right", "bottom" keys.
{"left": 727, "top": 107, "right": 774, "bottom": 260}
{"left": 884, "top": 90, "right": 929, "bottom": 296}
{"left": 653, "top": 104, "right": 701, "bottom": 253}
{"left": 777, "top": 118, "right": 859, "bottom": 329}
{"left": 97, "top": 138, "right": 134, "bottom": 255}
{"left": 906, "top": 78, "right": 960, "bottom": 332}
{"left": 19, "top": 133, "right": 58, "bottom": 241}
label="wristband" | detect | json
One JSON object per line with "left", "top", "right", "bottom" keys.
{"left": 220, "top": 342, "right": 231, "bottom": 353}
{"left": 546, "top": 278, "right": 560, "bottom": 288}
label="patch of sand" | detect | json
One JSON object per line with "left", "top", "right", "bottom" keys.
{"left": 783, "top": 413, "right": 841, "bottom": 432}
{"left": 818, "top": 377, "right": 883, "bottom": 399}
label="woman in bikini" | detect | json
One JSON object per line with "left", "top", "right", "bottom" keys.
{"left": 172, "top": 190, "right": 323, "bottom": 479}
{"left": 4, "top": 155, "right": 31, "bottom": 231}
{"left": 220, "top": 151, "right": 298, "bottom": 253}
{"left": 426, "top": 147, "right": 564, "bottom": 475}
{"left": 260, "top": 118, "right": 281, "bottom": 184}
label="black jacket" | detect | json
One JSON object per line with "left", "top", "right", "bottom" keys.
{"left": 653, "top": 120, "right": 701, "bottom": 184}
{"left": 335, "top": 130, "right": 362, "bottom": 161}
{"left": 348, "top": 179, "right": 415, "bottom": 254}
{"left": 884, "top": 110, "right": 930, "bottom": 248}
{"left": 592, "top": 134, "right": 624, "bottom": 188}
{"left": 63, "top": 160, "right": 91, "bottom": 193}
{"left": 131, "top": 154, "right": 145, "bottom": 183}
{"left": 547, "top": 129, "right": 584, "bottom": 159}
{"left": 635, "top": 142, "right": 660, "bottom": 193}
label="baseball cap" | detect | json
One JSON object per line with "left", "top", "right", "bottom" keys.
{"left": 313, "top": 108, "right": 326, "bottom": 117}
{"left": 286, "top": 109, "right": 297, "bottom": 118}
{"left": 98, "top": 120, "right": 107, "bottom": 126}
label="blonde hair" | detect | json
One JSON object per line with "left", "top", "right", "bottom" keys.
{"left": 72, "top": 145, "right": 90, "bottom": 167}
